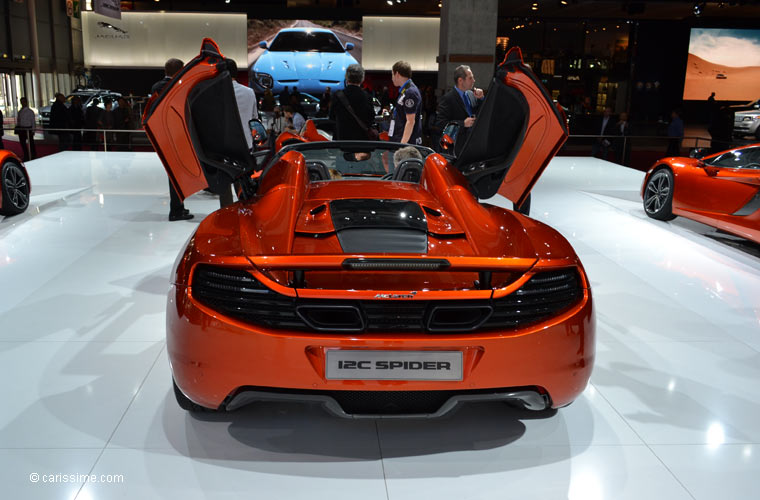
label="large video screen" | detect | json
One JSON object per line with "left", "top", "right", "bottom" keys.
{"left": 683, "top": 28, "right": 760, "bottom": 101}
{"left": 247, "top": 20, "right": 362, "bottom": 95}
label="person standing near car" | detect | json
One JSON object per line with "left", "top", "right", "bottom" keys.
{"left": 389, "top": 61, "right": 423, "bottom": 145}
{"left": 330, "top": 64, "right": 375, "bottom": 140}
{"left": 151, "top": 58, "right": 193, "bottom": 221}
{"left": 434, "top": 65, "right": 484, "bottom": 151}
{"left": 69, "top": 96, "right": 85, "bottom": 151}
{"left": 218, "top": 58, "right": 257, "bottom": 208}
{"left": 50, "top": 93, "right": 72, "bottom": 151}
{"left": 16, "top": 97, "right": 36, "bottom": 161}
{"left": 283, "top": 106, "right": 305, "bottom": 134}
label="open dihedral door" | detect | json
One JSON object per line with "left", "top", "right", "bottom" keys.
{"left": 142, "top": 38, "right": 253, "bottom": 201}
{"left": 453, "top": 47, "right": 568, "bottom": 207}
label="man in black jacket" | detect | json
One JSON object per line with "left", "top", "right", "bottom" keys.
{"left": 330, "top": 64, "right": 375, "bottom": 140}
{"left": 50, "top": 93, "right": 72, "bottom": 151}
{"left": 151, "top": 58, "right": 193, "bottom": 221}
{"left": 434, "top": 65, "right": 484, "bottom": 152}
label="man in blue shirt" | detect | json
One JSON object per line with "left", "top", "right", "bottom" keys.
{"left": 434, "top": 65, "right": 484, "bottom": 151}
{"left": 389, "top": 61, "right": 423, "bottom": 145}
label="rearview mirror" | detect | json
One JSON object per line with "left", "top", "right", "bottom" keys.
{"left": 346, "top": 43, "right": 354, "bottom": 51}
{"left": 249, "top": 119, "right": 268, "bottom": 146}
{"left": 258, "top": 40, "right": 268, "bottom": 49}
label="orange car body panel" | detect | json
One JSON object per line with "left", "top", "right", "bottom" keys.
{"left": 273, "top": 120, "right": 329, "bottom": 152}
{"left": 642, "top": 144, "right": 760, "bottom": 243}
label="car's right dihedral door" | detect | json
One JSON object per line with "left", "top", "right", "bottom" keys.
{"left": 453, "top": 47, "right": 568, "bottom": 207}
{"left": 142, "top": 38, "right": 252, "bottom": 201}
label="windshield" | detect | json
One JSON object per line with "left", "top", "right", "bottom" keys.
{"left": 269, "top": 31, "right": 344, "bottom": 53}
{"left": 265, "top": 143, "right": 434, "bottom": 181}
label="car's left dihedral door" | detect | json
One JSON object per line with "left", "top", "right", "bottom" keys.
{"left": 452, "top": 47, "right": 568, "bottom": 207}
{"left": 142, "top": 38, "right": 252, "bottom": 201}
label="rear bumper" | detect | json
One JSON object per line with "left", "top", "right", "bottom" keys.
{"left": 168, "top": 284, "right": 595, "bottom": 414}
{"left": 224, "top": 388, "right": 551, "bottom": 418}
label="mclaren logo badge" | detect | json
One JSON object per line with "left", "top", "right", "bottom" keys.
{"left": 374, "top": 291, "right": 417, "bottom": 299}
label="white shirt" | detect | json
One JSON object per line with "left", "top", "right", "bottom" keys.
{"left": 16, "top": 107, "right": 36, "bottom": 129}
{"left": 233, "top": 80, "right": 257, "bottom": 149}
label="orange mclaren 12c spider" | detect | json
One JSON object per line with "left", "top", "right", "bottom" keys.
{"left": 642, "top": 143, "right": 760, "bottom": 243}
{"left": 143, "top": 39, "right": 595, "bottom": 418}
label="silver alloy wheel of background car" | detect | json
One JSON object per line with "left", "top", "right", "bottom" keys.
{"left": 1, "top": 161, "right": 30, "bottom": 215}
{"left": 643, "top": 168, "right": 676, "bottom": 221}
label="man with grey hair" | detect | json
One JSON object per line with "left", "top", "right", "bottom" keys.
{"left": 330, "top": 63, "right": 375, "bottom": 140}
{"left": 434, "top": 64, "right": 484, "bottom": 150}
{"left": 393, "top": 145, "right": 423, "bottom": 170}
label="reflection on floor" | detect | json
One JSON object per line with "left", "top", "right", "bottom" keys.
{"left": 1, "top": 152, "right": 759, "bottom": 500}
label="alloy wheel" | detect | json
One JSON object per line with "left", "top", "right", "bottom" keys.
{"left": 3, "top": 163, "right": 29, "bottom": 211}
{"left": 644, "top": 170, "right": 670, "bottom": 215}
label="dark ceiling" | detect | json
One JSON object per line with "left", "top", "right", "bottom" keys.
{"left": 123, "top": 0, "right": 760, "bottom": 21}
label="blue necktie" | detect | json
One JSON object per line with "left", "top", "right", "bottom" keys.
{"left": 463, "top": 92, "right": 472, "bottom": 116}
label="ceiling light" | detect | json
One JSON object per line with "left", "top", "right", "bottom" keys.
{"left": 532, "top": 2, "right": 539, "bottom": 10}
{"left": 387, "top": 0, "right": 393, "bottom": 4}
{"left": 693, "top": 2, "right": 705, "bottom": 15}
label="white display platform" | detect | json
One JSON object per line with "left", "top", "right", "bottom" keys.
{"left": 1, "top": 151, "right": 759, "bottom": 500}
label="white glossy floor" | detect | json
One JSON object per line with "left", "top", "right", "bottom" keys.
{"left": 2, "top": 152, "right": 760, "bottom": 500}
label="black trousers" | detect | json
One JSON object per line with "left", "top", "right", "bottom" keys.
{"left": 18, "top": 130, "right": 36, "bottom": 161}
{"left": 169, "top": 178, "right": 184, "bottom": 216}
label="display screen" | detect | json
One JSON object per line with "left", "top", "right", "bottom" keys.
{"left": 248, "top": 20, "right": 362, "bottom": 66}
{"left": 247, "top": 20, "right": 362, "bottom": 95}
{"left": 683, "top": 28, "right": 760, "bottom": 101}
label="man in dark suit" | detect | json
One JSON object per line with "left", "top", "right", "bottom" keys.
{"left": 151, "top": 58, "right": 193, "bottom": 221}
{"left": 434, "top": 65, "right": 484, "bottom": 152}
{"left": 330, "top": 64, "right": 375, "bottom": 140}
{"left": 592, "top": 106, "right": 616, "bottom": 160}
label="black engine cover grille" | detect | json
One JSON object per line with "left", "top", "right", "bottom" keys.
{"left": 192, "top": 266, "right": 583, "bottom": 334}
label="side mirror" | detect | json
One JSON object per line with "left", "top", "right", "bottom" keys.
{"left": 440, "top": 134, "right": 454, "bottom": 151}
{"left": 689, "top": 148, "right": 707, "bottom": 159}
{"left": 345, "top": 42, "right": 354, "bottom": 51}
{"left": 440, "top": 121, "right": 460, "bottom": 152}
{"left": 249, "top": 119, "right": 268, "bottom": 146}
{"left": 258, "top": 40, "right": 268, "bottom": 49}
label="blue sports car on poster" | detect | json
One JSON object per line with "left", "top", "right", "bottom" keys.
{"left": 252, "top": 28, "right": 358, "bottom": 95}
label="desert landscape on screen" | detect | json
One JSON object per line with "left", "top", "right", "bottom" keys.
{"left": 683, "top": 53, "right": 760, "bottom": 101}
{"left": 683, "top": 28, "right": 760, "bottom": 101}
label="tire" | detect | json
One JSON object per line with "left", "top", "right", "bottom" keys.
{"left": 643, "top": 167, "right": 676, "bottom": 221}
{"left": 173, "top": 379, "right": 216, "bottom": 413}
{"left": 0, "top": 160, "right": 30, "bottom": 216}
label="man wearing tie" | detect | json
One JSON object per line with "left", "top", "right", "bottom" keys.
{"left": 434, "top": 65, "right": 484, "bottom": 152}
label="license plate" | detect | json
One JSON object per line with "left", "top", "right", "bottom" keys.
{"left": 325, "top": 350, "right": 463, "bottom": 381}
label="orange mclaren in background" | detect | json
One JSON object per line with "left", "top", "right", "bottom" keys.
{"left": 642, "top": 144, "right": 760, "bottom": 243}
{"left": 143, "top": 39, "right": 594, "bottom": 418}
